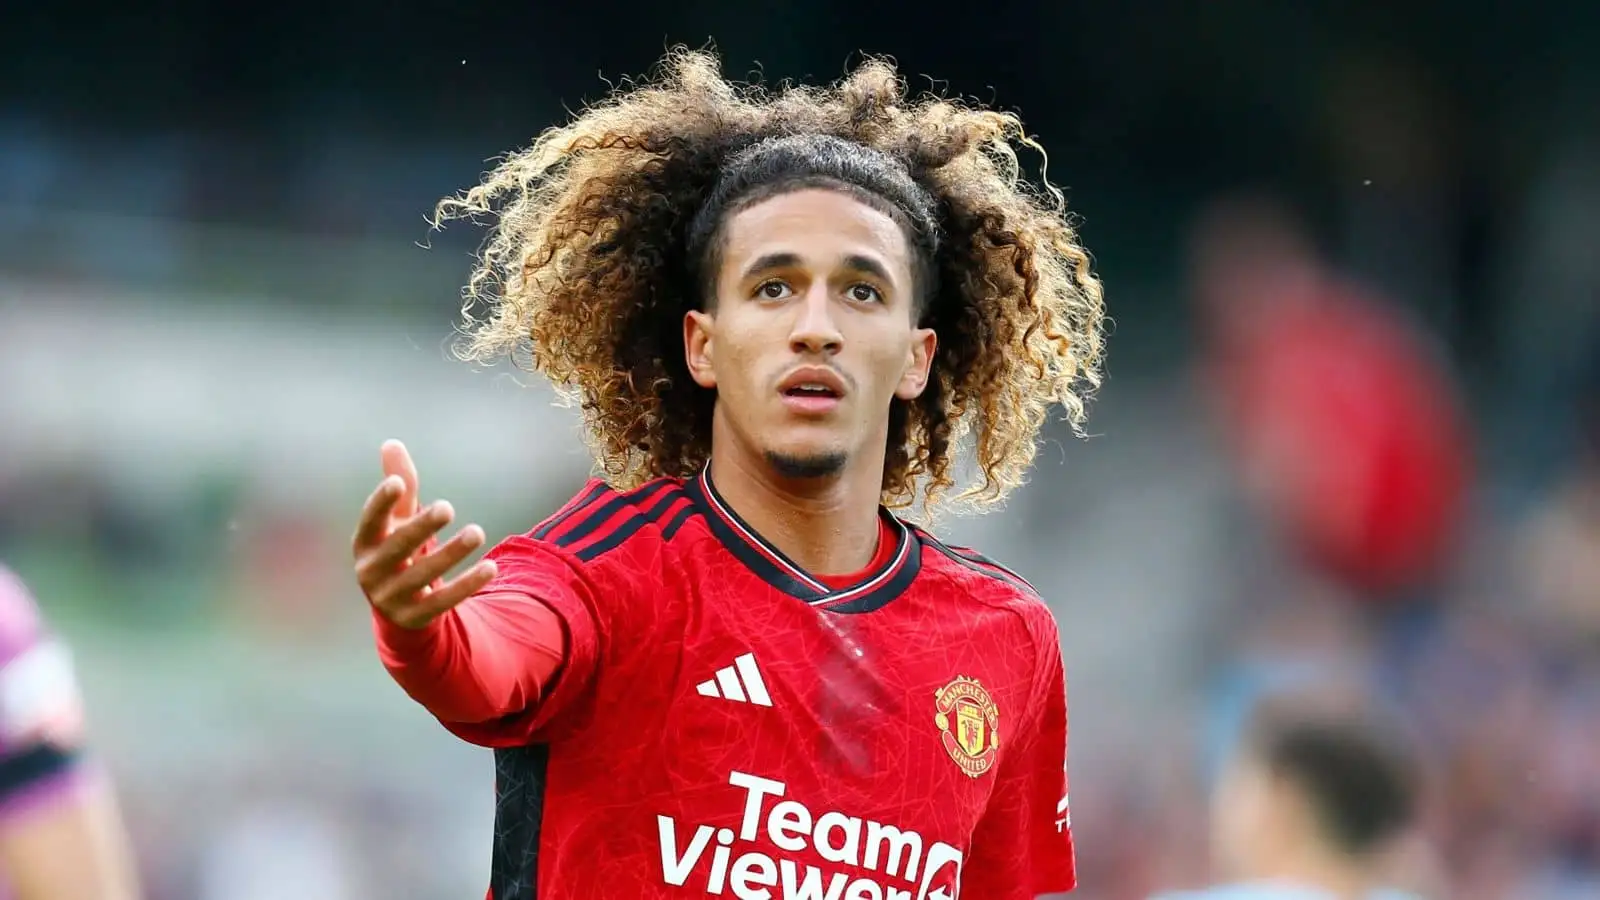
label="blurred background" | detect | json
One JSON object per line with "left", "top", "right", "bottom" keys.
{"left": 2, "top": 1, "right": 1598, "bottom": 898}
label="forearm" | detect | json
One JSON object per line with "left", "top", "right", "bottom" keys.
{"left": 0, "top": 772, "right": 141, "bottom": 900}
{"left": 373, "top": 589, "right": 567, "bottom": 724}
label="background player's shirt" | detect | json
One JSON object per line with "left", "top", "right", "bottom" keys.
{"left": 449, "top": 471, "right": 1075, "bottom": 900}
{"left": 0, "top": 567, "right": 87, "bottom": 823}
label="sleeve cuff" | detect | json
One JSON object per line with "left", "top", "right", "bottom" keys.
{"left": 371, "top": 605, "right": 445, "bottom": 661}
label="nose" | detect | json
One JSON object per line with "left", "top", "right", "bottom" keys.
{"left": 789, "top": 287, "right": 843, "bottom": 356}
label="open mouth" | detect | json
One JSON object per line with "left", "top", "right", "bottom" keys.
{"left": 782, "top": 384, "right": 841, "bottom": 399}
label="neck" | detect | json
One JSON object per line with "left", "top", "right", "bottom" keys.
{"left": 1241, "top": 843, "right": 1375, "bottom": 899}
{"left": 707, "top": 436, "right": 885, "bottom": 577}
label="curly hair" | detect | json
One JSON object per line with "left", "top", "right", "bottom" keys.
{"left": 435, "top": 49, "right": 1106, "bottom": 512}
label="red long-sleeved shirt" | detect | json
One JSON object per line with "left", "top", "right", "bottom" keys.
{"left": 373, "top": 591, "right": 569, "bottom": 727}
{"left": 372, "top": 518, "right": 897, "bottom": 729}
{"left": 371, "top": 476, "right": 1076, "bottom": 900}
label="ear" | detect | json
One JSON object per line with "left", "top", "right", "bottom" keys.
{"left": 683, "top": 310, "right": 718, "bottom": 389}
{"left": 895, "top": 327, "right": 937, "bottom": 400}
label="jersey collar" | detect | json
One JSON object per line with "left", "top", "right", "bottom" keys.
{"left": 685, "top": 465, "right": 921, "bottom": 614}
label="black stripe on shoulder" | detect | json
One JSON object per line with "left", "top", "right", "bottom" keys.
{"left": 538, "top": 480, "right": 672, "bottom": 550}
{"left": 948, "top": 546, "right": 1039, "bottom": 594}
{"left": 531, "top": 481, "right": 611, "bottom": 540}
{"left": 916, "top": 528, "right": 1038, "bottom": 595}
{"left": 567, "top": 482, "right": 692, "bottom": 562}
{"left": 661, "top": 503, "right": 697, "bottom": 541}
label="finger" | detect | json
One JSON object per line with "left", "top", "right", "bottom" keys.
{"left": 402, "top": 559, "right": 499, "bottom": 627}
{"left": 381, "top": 439, "right": 421, "bottom": 520}
{"left": 351, "top": 475, "right": 406, "bottom": 554}
{"left": 377, "top": 524, "right": 487, "bottom": 602}
{"left": 355, "top": 501, "right": 455, "bottom": 590}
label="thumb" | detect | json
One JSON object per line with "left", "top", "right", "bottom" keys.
{"left": 380, "top": 439, "right": 421, "bottom": 520}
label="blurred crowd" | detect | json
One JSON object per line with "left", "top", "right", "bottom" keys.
{"left": 1062, "top": 198, "right": 1600, "bottom": 900}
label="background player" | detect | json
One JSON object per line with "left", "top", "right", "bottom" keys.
{"left": 353, "top": 49, "right": 1104, "bottom": 899}
{"left": 0, "top": 566, "right": 141, "bottom": 900}
{"left": 1153, "top": 703, "right": 1426, "bottom": 900}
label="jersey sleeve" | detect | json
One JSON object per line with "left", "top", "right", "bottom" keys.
{"left": 375, "top": 535, "right": 608, "bottom": 749}
{"left": 963, "top": 615, "right": 1076, "bottom": 897}
{"left": 0, "top": 568, "right": 87, "bottom": 820}
{"left": 441, "top": 535, "right": 612, "bottom": 747}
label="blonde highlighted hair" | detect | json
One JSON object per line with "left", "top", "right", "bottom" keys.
{"left": 435, "top": 49, "right": 1106, "bottom": 512}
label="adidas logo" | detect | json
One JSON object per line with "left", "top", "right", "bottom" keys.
{"left": 694, "top": 653, "right": 772, "bottom": 707}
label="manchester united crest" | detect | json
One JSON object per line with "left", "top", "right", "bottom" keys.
{"left": 934, "top": 676, "right": 999, "bottom": 777}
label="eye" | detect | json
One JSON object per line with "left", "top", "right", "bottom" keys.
{"left": 846, "top": 283, "right": 883, "bottom": 304}
{"left": 755, "top": 280, "right": 793, "bottom": 300}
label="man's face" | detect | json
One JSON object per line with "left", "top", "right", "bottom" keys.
{"left": 1211, "top": 755, "right": 1301, "bottom": 880}
{"left": 684, "top": 188, "right": 936, "bottom": 480}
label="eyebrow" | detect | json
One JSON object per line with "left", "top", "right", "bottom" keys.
{"left": 842, "top": 253, "right": 895, "bottom": 285}
{"left": 741, "top": 252, "right": 800, "bottom": 280}
{"left": 740, "top": 252, "right": 896, "bottom": 286}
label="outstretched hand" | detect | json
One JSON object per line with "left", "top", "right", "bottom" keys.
{"left": 352, "top": 440, "right": 497, "bottom": 629}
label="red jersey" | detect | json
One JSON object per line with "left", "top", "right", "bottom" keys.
{"left": 386, "top": 469, "right": 1075, "bottom": 900}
